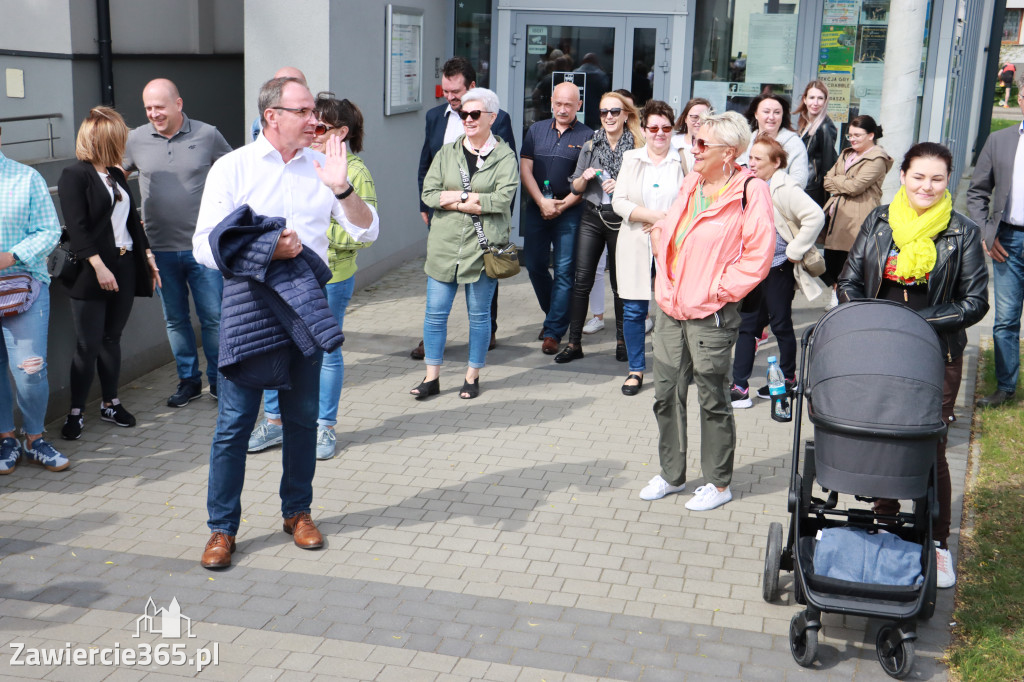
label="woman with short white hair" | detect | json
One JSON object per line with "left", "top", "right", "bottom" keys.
{"left": 415, "top": 87, "right": 519, "bottom": 400}
{"left": 642, "top": 110, "right": 776, "bottom": 511}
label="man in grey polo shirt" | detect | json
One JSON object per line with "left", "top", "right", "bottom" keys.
{"left": 124, "top": 78, "right": 232, "bottom": 407}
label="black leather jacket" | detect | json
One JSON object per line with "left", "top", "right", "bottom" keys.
{"left": 838, "top": 206, "right": 989, "bottom": 361}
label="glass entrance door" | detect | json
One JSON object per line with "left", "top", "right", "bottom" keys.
{"left": 511, "top": 13, "right": 670, "bottom": 144}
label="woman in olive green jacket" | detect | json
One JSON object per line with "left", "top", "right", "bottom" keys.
{"left": 415, "top": 87, "right": 519, "bottom": 400}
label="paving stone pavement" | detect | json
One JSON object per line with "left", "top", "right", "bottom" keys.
{"left": 0, "top": 255, "right": 983, "bottom": 680}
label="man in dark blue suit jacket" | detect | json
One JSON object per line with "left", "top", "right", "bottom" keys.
{"left": 411, "top": 57, "right": 516, "bottom": 359}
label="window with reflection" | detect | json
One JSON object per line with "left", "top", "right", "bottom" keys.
{"left": 691, "top": 1, "right": 801, "bottom": 116}
{"left": 454, "top": 0, "right": 493, "bottom": 88}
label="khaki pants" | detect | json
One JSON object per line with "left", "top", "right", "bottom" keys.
{"left": 652, "top": 302, "right": 740, "bottom": 489}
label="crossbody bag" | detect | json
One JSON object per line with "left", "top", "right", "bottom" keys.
{"left": 458, "top": 167, "right": 521, "bottom": 279}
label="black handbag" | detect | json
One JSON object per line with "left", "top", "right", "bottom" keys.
{"left": 458, "top": 167, "right": 520, "bottom": 279}
{"left": 46, "top": 228, "right": 80, "bottom": 285}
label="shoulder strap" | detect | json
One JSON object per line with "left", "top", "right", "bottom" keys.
{"left": 457, "top": 166, "right": 490, "bottom": 252}
{"left": 740, "top": 176, "right": 753, "bottom": 212}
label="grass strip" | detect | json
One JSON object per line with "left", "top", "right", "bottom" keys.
{"left": 947, "top": 349, "right": 1024, "bottom": 682}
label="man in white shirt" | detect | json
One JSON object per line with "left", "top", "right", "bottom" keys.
{"left": 193, "top": 76, "right": 379, "bottom": 569}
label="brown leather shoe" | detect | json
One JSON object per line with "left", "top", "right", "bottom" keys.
{"left": 410, "top": 340, "right": 425, "bottom": 360}
{"left": 201, "top": 532, "right": 235, "bottom": 569}
{"left": 541, "top": 337, "right": 559, "bottom": 354}
{"left": 283, "top": 512, "right": 324, "bottom": 549}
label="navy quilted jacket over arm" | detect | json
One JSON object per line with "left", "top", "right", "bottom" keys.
{"left": 209, "top": 205, "right": 343, "bottom": 389}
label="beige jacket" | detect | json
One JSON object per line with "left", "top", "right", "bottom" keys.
{"left": 769, "top": 170, "right": 826, "bottom": 300}
{"left": 822, "top": 144, "right": 893, "bottom": 251}
{"left": 611, "top": 146, "right": 686, "bottom": 300}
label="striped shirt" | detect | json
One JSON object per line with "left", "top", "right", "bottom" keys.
{"left": 0, "top": 151, "right": 61, "bottom": 283}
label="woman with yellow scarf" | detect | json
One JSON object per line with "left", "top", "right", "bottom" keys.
{"left": 838, "top": 142, "right": 989, "bottom": 591}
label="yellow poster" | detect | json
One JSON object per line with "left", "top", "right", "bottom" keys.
{"left": 818, "top": 69, "right": 853, "bottom": 124}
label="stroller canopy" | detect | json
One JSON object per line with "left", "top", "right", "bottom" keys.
{"left": 807, "top": 300, "right": 944, "bottom": 434}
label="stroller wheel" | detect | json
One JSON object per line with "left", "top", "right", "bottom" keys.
{"left": 789, "top": 612, "right": 818, "bottom": 667}
{"left": 876, "top": 624, "right": 915, "bottom": 679}
{"left": 762, "top": 522, "right": 783, "bottom": 602}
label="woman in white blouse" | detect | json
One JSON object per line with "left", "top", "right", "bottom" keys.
{"left": 612, "top": 100, "right": 687, "bottom": 396}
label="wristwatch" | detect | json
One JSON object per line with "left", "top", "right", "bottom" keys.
{"left": 460, "top": 191, "right": 470, "bottom": 202}
{"left": 335, "top": 184, "right": 355, "bottom": 200}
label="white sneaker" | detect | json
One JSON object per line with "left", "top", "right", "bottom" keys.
{"left": 639, "top": 475, "right": 686, "bottom": 501}
{"left": 935, "top": 545, "right": 956, "bottom": 588}
{"left": 825, "top": 289, "right": 839, "bottom": 311}
{"left": 645, "top": 317, "right": 654, "bottom": 334}
{"left": 684, "top": 483, "right": 733, "bottom": 511}
{"left": 582, "top": 316, "right": 605, "bottom": 334}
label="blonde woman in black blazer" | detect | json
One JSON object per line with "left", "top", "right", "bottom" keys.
{"left": 57, "top": 107, "right": 160, "bottom": 439}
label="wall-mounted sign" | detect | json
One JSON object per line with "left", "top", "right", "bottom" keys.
{"left": 384, "top": 5, "right": 423, "bottom": 116}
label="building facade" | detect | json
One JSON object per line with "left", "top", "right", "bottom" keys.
{"left": 0, "top": 0, "right": 1004, "bottom": 419}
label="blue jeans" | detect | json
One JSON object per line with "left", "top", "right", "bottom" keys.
{"left": 522, "top": 202, "right": 580, "bottom": 341}
{"left": 0, "top": 286, "right": 50, "bottom": 435}
{"left": 264, "top": 277, "right": 354, "bottom": 427}
{"left": 424, "top": 274, "right": 496, "bottom": 369}
{"left": 207, "top": 347, "right": 322, "bottom": 535}
{"left": 154, "top": 251, "right": 223, "bottom": 386}
{"left": 993, "top": 227, "right": 1024, "bottom": 392}
{"left": 622, "top": 298, "right": 649, "bottom": 373}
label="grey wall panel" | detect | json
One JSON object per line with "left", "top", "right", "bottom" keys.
{"left": 111, "top": 57, "right": 246, "bottom": 149}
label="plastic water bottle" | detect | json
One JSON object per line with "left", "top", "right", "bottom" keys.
{"left": 542, "top": 180, "right": 554, "bottom": 199}
{"left": 767, "top": 355, "right": 792, "bottom": 423}
{"left": 594, "top": 169, "right": 611, "bottom": 203}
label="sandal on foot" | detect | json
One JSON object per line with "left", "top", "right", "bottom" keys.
{"left": 410, "top": 377, "right": 440, "bottom": 400}
{"left": 621, "top": 373, "right": 643, "bottom": 396}
{"left": 460, "top": 378, "right": 480, "bottom": 399}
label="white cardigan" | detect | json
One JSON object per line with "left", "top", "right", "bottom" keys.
{"left": 769, "top": 169, "right": 826, "bottom": 300}
{"left": 611, "top": 146, "right": 687, "bottom": 300}
{"left": 738, "top": 128, "right": 810, "bottom": 189}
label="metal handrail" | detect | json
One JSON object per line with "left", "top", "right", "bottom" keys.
{"left": 0, "top": 113, "right": 63, "bottom": 159}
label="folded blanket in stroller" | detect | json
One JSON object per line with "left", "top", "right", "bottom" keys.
{"left": 813, "top": 527, "right": 923, "bottom": 586}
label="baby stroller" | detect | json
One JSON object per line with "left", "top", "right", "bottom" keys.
{"left": 762, "top": 300, "right": 945, "bottom": 679}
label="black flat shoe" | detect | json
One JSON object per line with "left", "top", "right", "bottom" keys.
{"left": 410, "top": 377, "right": 439, "bottom": 400}
{"left": 554, "top": 344, "right": 584, "bottom": 364}
{"left": 459, "top": 378, "right": 480, "bottom": 399}
{"left": 615, "top": 343, "right": 628, "bottom": 362}
{"left": 621, "top": 373, "right": 643, "bottom": 396}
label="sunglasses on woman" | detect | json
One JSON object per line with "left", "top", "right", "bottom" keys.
{"left": 599, "top": 108, "right": 623, "bottom": 118}
{"left": 457, "top": 109, "right": 491, "bottom": 121}
{"left": 693, "top": 138, "right": 729, "bottom": 152}
{"left": 645, "top": 124, "right": 673, "bottom": 134}
{"left": 313, "top": 122, "right": 337, "bottom": 136}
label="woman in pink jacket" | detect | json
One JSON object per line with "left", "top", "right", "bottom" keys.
{"left": 641, "top": 110, "right": 775, "bottom": 511}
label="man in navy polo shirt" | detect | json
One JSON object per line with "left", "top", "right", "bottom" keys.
{"left": 521, "top": 81, "right": 593, "bottom": 354}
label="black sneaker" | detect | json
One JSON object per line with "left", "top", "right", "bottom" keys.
{"left": 210, "top": 382, "right": 218, "bottom": 400}
{"left": 61, "top": 413, "right": 84, "bottom": 440}
{"left": 167, "top": 380, "right": 202, "bottom": 407}
{"left": 730, "top": 384, "right": 752, "bottom": 409}
{"left": 756, "top": 378, "right": 798, "bottom": 399}
{"left": 100, "top": 403, "right": 136, "bottom": 427}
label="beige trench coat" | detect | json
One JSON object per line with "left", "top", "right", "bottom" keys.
{"left": 822, "top": 144, "right": 893, "bottom": 252}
